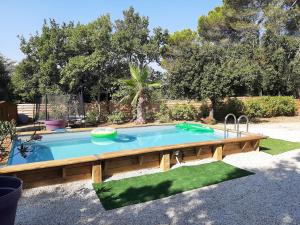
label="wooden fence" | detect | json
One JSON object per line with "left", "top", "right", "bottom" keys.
{"left": 17, "top": 98, "right": 300, "bottom": 120}
{"left": 17, "top": 104, "right": 36, "bottom": 119}
{"left": 0, "top": 101, "right": 17, "bottom": 121}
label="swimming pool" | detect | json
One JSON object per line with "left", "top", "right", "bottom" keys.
{"left": 9, "top": 125, "right": 235, "bottom": 165}
{"left": 1, "top": 124, "right": 264, "bottom": 188}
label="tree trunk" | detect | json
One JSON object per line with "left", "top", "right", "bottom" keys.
{"left": 208, "top": 106, "right": 214, "bottom": 120}
{"left": 105, "top": 91, "right": 110, "bottom": 114}
{"left": 206, "top": 99, "right": 216, "bottom": 124}
{"left": 96, "top": 92, "right": 101, "bottom": 123}
{"left": 136, "top": 95, "right": 146, "bottom": 124}
{"left": 296, "top": 88, "right": 300, "bottom": 99}
{"left": 208, "top": 99, "right": 215, "bottom": 120}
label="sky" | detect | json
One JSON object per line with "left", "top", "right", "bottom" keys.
{"left": 0, "top": 0, "right": 222, "bottom": 62}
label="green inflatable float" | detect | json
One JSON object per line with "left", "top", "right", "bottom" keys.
{"left": 175, "top": 122, "right": 214, "bottom": 133}
{"left": 91, "top": 127, "right": 117, "bottom": 138}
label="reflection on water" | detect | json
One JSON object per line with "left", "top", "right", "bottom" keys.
{"left": 13, "top": 144, "right": 54, "bottom": 164}
{"left": 91, "top": 137, "right": 115, "bottom": 145}
{"left": 91, "top": 134, "right": 137, "bottom": 145}
{"left": 114, "top": 134, "right": 137, "bottom": 143}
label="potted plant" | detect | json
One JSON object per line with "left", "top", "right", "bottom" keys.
{"left": 44, "top": 104, "right": 66, "bottom": 131}
{"left": 0, "top": 121, "right": 24, "bottom": 225}
{"left": 0, "top": 176, "right": 22, "bottom": 225}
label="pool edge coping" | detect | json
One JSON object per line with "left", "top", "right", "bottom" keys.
{"left": 0, "top": 131, "right": 266, "bottom": 174}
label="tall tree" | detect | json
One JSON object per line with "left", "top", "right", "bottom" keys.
{"left": 12, "top": 19, "right": 74, "bottom": 101}
{"left": 113, "top": 7, "right": 168, "bottom": 68}
{"left": 12, "top": 7, "right": 168, "bottom": 104}
{"left": 198, "top": 0, "right": 265, "bottom": 43}
{"left": 119, "top": 64, "right": 160, "bottom": 123}
{"left": 0, "top": 54, "right": 14, "bottom": 101}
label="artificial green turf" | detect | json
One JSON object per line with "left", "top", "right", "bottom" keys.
{"left": 93, "top": 161, "right": 253, "bottom": 210}
{"left": 260, "top": 138, "right": 300, "bottom": 155}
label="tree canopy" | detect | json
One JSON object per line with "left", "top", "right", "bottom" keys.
{"left": 0, "top": 54, "right": 14, "bottom": 101}
{"left": 162, "top": 0, "right": 300, "bottom": 119}
{"left": 6, "top": 2, "right": 300, "bottom": 121}
{"left": 12, "top": 7, "right": 168, "bottom": 103}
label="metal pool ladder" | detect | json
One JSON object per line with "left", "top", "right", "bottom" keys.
{"left": 224, "top": 114, "right": 237, "bottom": 138}
{"left": 237, "top": 115, "right": 249, "bottom": 137}
{"left": 224, "top": 114, "right": 249, "bottom": 138}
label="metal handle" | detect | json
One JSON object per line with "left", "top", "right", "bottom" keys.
{"left": 237, "top": 115, "right": 249, "bottom": 137}
{"left": 224, "top": 114, "right": 237, "bottom": 139}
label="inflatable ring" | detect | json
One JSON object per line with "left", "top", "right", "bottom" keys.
{"left": 91, "top": 127, "right": 117, "bottom": 138}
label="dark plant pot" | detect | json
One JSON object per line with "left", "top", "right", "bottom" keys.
{"left": 0, "top": 176, "right": 22, "bottom": 225}
{"left": 45, "top": 119, "right": 65, "bottom": 131}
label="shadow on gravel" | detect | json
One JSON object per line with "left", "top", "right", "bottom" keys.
{"left": 15, "top": 151, "right": 300, "bottom": 225}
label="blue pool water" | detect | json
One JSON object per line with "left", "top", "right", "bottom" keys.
{"left": 9, "top": 125, "right": 232, "bottom": 165}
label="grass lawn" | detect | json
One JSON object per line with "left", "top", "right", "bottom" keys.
{"left": 93, "top": 161, "right": 253, "bottom": 210}
{"left": 260, "top": 138, "right": 300, "bottom": 155}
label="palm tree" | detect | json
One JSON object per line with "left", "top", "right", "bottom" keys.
{"left": 121, "top": 64, "right": 160, "bottom": 124}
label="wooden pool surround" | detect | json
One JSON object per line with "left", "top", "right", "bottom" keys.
{"left": 0, "top": 125, "right": 266, "bottom": 188}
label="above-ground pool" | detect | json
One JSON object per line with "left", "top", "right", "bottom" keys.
{"left": 9, "top": 125, "right": 236, "bottom": 165}
{"left": 2, "top": 124, "right": 264, "bottom": 188}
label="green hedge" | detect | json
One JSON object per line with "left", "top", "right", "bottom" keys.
{"left": 215, "top": 98, "right": 245, "bottom": 120}
{"left": 244, "top": 96, "right": 297, "bottom": 118}
{"left": 170, "top": 104, "right": 198, "bottom": 121}
{"left": 107, "top": 110, "right": 126, "bottom": 124}
{"left": 159, "top": 96, "right": 297, "bottom": 122}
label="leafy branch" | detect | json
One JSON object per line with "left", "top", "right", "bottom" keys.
{"left": 0, "top": 120, "right": 42, "bottom": 163}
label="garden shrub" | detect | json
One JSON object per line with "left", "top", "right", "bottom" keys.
{"left": 145, "top": 109, "right": 156, "bottom": 122}
{"left": 170, "top": 104, "right": 198, "bottom": 121}
{"left": 86, "top": 108, "right": 100, "bottom": 125}
{"left": 199, "top": 101, "right": 210, "bottom": 118}
{"left": 244, "top": 96, "right": 296, "bottom": 118}
{"left": 155, "top": 103, "right": 171, "bottom": 123}
{"left": 107, "top": 111, "right": 126, "bottom": 124}
{"left": 215, "top": 98, "right": 245, "bottom": 120}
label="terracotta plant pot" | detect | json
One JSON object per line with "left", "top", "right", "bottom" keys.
{"left": 0, "top": 176, "right": 22, "bottom": 225}
{"left": 44, "top": 119, "right": 66, "bottom": 131}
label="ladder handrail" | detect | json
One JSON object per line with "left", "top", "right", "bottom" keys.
{"left": 237, "top": 115, "right": 249, "bottom": 137}
{"left": 224, "top": 113, "right": 237, "bottom": 138}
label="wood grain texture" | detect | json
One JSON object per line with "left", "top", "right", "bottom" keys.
{"left": 92, "top": 162, "right": 102, "bottom": 183}
{"left": 213, "top": 146, "right": 223, "bottom": 161}
{"left": 160, "top": 152, "right": 170, "bottom": 172}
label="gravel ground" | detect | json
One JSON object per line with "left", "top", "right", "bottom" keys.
{"left": 220, "top": 121, "right": 300, "bottom": 142}
{"left": 15, "top": 124, "right": 300, "bottom": 225}
{"left": 249, "top": 122, "right": 300, "bottom": 142}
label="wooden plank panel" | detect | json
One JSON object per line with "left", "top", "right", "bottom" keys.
{"left": 23, "top": 174, "right": 91, "bottom": 189}
{"left": 16, "top": 168, "right": 62, "bottom": 183}
{"left": 105, "top": 161, "right": 159, "bottom": 176}
{"left": 105, "top": 153, "right": 159, "bottom": 170}
{"left": 252, "top": 140, "right": 260, "bottom": 151}
{"left": 64, "top": 164, "right": 92, "bottom": 177}
{"left": 183, "top": 153, "right": 212, "bottom": 162}
{"left": 223, "top": 143, "right": 241, "bottom": 156}
{"left": 240, "top": 141, "right": 254, "bottom": 152}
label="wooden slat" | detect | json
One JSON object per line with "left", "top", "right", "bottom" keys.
{"left": 105, "top": 161, "right": 159, "bottom": 176}
{"left": 160, "top": 152, "right": 170, "bottom": 172}
{"left": 252, "top": 140, "right": 260, "bottom": 151}
{"left": 92, "top": 162, "right": 102, "bottom": 183}
{"left": 138, "top": 155, "right": 144, "bottom": 165}
{"left": 213, "top": 146, "right": 223, "bottom": 161}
